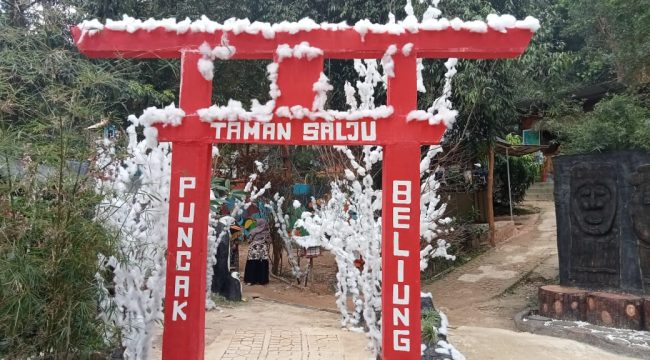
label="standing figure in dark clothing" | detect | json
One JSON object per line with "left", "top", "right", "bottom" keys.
{"left": 244, "top": 218, "right": 271, "bottom": 285}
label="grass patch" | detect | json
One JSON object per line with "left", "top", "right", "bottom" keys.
{"left": 421, "top": 309, "right": 442, "bottom": 344}
{"left": 210, "top": 294, "right": 246, "bottom": 308}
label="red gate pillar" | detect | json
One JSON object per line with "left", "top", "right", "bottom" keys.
{"left": 162, "top": 51, "right": 213, "bottom": 360}
{"left": 381, "top": 53, "right": 422, "bottom": 359}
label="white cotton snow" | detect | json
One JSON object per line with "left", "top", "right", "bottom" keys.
{"left": 77, "top": 13, "right": 539, "bottom": 46}
{"left": 276, "top": 42, "right": 323, "bottom": 62}
{"left": 402, "top": 43, "right": 414, "bottom": 56}
{"left": 312, "top": 72, "right": 333, "bottom": 111}
{"left": 197, "top": 38, "right": 236, "bottom": 81}
{"left": 381, "top": 44, "right": 398, "bottom": 78}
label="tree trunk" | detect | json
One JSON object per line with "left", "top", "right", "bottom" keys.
{"left": 281, "top": 145, "right": 292, "bottom": 181}
{"left": 487, "top": 143, "right": 496, "bottom": 246}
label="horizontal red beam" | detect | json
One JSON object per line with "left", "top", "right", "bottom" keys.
{"left": 155, "top": 115, "right": 445, "bottom": 146}
{"left": 71, "top": 27, "right": 533, "bottom": 60}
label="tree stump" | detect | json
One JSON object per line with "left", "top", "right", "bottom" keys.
{"left": 586, "top": 292, "right": 644, "bottom": 330}
{"left": 538, "top": 285, "right": 587, "bottom": 321}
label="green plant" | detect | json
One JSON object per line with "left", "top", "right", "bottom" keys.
{"left": 493, "top": 135, "right": 540, "bottom": 207}
{"left": 210, "top": 176, "right": 248, "bottom": 211}
{"left": 421, "top": 309, "right": 442, "bottom": 344}
{"left": 0, "top": 130, "right": 116, "bottom": 357}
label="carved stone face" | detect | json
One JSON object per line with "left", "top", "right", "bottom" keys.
{"left": 571, "top": 164, "right": 617, "bottom": 236}
{"left": 630, "top": 165, "right": 650, "bottom": 244}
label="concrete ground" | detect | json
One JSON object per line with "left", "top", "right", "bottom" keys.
{"left": 150, "top": 200, "right": 641, "bottom": 359}
{"left": 451, "top": 326, "right": 638, "bottom": 360}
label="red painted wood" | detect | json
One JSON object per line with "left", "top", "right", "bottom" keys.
{"left": 381, "top": 54, "right": 421, "bottom": 360}
{"left": 275, "top": 55, "right": 324, "bottom": 108}
{"left": 382, "top": 142, "right": 422, "bottom": 359}
{"left": 71, "top": 26, "right": 533, "bottom": 60}
{"left": 162, "top": 52, "right": 213, "bottom": 360}
{"left": 156, "top": 52, "right": 445, "bottom": 146}
{"left": 72, "top": 21, "right": 533, "bottom": 360}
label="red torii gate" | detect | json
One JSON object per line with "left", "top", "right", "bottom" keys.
{"left": 73, "top": 22, "right": 533, "bottom": 360}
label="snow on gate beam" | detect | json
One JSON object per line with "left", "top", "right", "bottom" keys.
{"left": 71, "top": 27, "right": 534, "bottom": 60}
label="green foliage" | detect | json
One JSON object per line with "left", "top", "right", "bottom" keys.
{"left": 547, "top": 94, "right": 650, "bottom": 154}
{"left": 421, "top": 308, "right": 442, "bottom": 344}
{"left": 210, "top": 176, "right": 248, "bottom": 210}
{"left": 493, "top": 135, "right": 540, "bottom": 206}
{"left": 0, "top": 130, "right": 116, "bottom": 357}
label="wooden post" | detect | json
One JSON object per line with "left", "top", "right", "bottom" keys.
{"left": 486, "top": 142, "right": 496, "bottom": 246}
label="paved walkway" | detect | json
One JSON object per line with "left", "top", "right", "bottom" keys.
{"left": 424, "top": 201, "right": 558, "bottom": 329}
{"left": 150, "top": 299, "right": 371, "bottom": 360}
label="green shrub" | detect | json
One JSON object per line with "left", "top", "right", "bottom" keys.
{"left": 0, "top": 157, "right": 116, "bottom": 357}
{"left": 493, "top": 135, "right": 540, "bottom": 207}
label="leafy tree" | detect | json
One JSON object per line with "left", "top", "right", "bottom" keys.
{"left": 546, "top": 95, "right": 650, "bottom": 154}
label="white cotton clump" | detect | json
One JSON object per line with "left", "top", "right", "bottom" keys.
{"left": 276, "top": 42, "right": 323, "bottom": 62}
{"left": 254, "top": 160, "right": 266, "bottom": 173}
{"left": 416, "top": 59, "right": 426, "bottom": 93}
{"left": 402, "top": 0, "right": 419, "bottom": 33}
{"left": 312, "top": 72, "right": 333, "bottom": 111}
{"left": 267, "top": 62, "right": 281, "bottom": 100}
{"left": 450, "top": 17, "right": 464, "bottom": 31}
{"left": 486, "top": 13, "right": 517, "bottom": 33}
{"left": 423, "top": 6, "right": 442, "bottom": 21}
{"left": 274, "top": 105, "right": 393, "bottom": 122}
{"left": 198, "top": 99, "right": 275, "bottom": 123}
{"left": 293, "top": 200, "right": 301, "bottom": 209}
{"left": 136, "top": 103, "right": 185, "bottom": 128}
{"left": 196, "top": 38, "right": 236, "bottom": 81}
{"left": 402, "top": 43, "right": 414, "bottom": 56}
{"left": 516, "top": 16, "right": 541, "bottom": 32}
{"left": 381, "top": 44, "right": 398, "bottom": 78}
{"left": 197, "top": 57, "right": 214, "bottom": 80}
{"left": 344, "top": 169, "right": 356, "bottom": 181}
{"left": 275, "top": 44, "right": 293, "bottom": 60}
{"left": 463, "top": 20, "right": 488, "bottom": 33}
{"left": 132, "top": 103, "right": 185, "bottom": 148}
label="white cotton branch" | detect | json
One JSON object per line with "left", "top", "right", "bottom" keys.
{"left": 407, "top": 57, "right": 459, "bottom": 128}
{"left": 344, "top": 81, "right": 359, "bottom": 110}
{"left": 381, "top": 44, "right": 398, "bottom": 78}
{"left": 312, "top": 72, "right": 333, "bottom": 111}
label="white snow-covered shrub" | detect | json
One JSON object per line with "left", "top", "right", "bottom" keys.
{"left": 94, "top": 123, "right": 174, "bottom": 359}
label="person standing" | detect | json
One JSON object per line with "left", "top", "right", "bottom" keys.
{"left": 244, "top": 218, "right": 271, "bottom": 285}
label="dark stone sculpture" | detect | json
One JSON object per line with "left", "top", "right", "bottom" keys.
{"left": 630, "top": 165, "right": 650, "bottom": 288}
{"left": 569, "top": 163, "right": 619, "bottom": 288}
{"left": 554, "top": 151, "right": 650, "bottom": 294}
